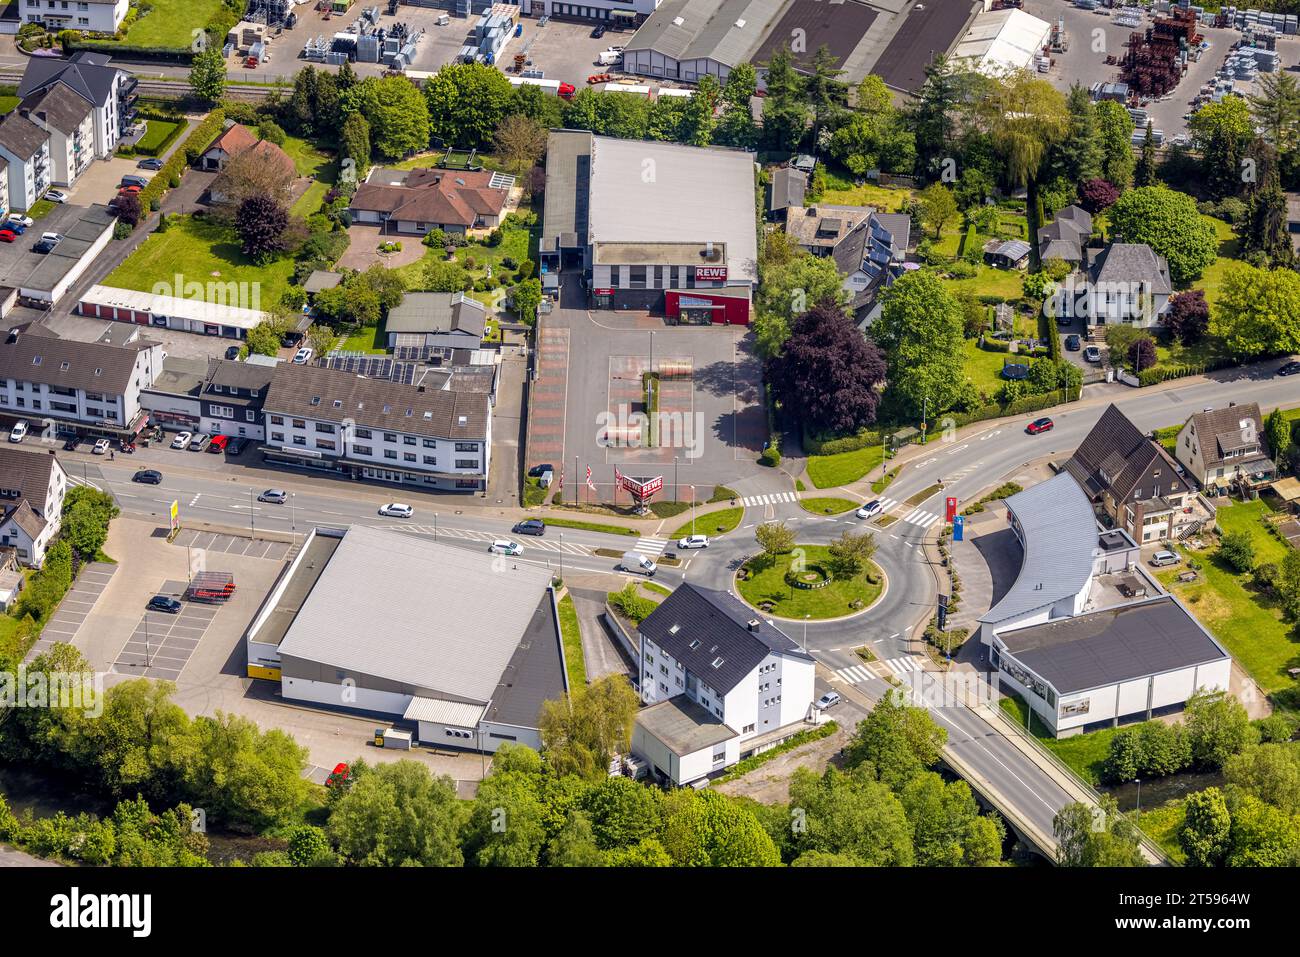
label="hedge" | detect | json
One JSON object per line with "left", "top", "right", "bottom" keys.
{"left": 803, "top": 427, "right": 884, "bottom": 457}
{"left": 62, "top": 40, "right": 195, "bottom": 63}
{"left": 139, "top": 109, "right": 224, "bottom": 212}
{"left": 1137, "top": 356, "right": 1239, "bottom": 387}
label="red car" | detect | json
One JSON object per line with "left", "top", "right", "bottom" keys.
{"left": 325, "top": 762, "right": 350, "bottom": 789}
{"left": 1026, "top": 417, "right": 1054, "bottom": 435}
{"left": 118, "top": 185, "right": 141, "bottom": 195}
{"left": 0, "top": 229, "right": 16, "bottom": 244}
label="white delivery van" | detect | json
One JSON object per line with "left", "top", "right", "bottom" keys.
{"left": 620, "top": 553, "right": 657, "bottom": 577}
{"left": 380, "top": 728, "right": 413, "bottom": 750}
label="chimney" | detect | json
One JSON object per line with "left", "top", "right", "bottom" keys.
{"left": 746, "top": 619, "right": 760, "bottom": 631}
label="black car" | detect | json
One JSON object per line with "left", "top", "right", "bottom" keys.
{"left": 225, "top": 345, "right": 241, "bottom": 360}
{"left": 33, "top": 239, "right": 57, "bottom": 254}
{"left": 132, "top": 469, "right": 163, "bottom": 484}
{"left": 1064, "top": 334, "right": 1081, "bottom": 351}
{"left": 147, "top": 595, "right": 182, "bottom": 614}
{"left": 527, "top": 463, "right": 555, "bottom": 478}
{"left": 227, "top": 436, "right": 249, "bottom": 456}
{"left": 513, "top": 519, "right": 546, "bottom": 536}
{"left": 591, "top": 24, "right": 606, "bottom": 38}
{"left": 1277, "top": 360, "right": 1300, "bottom": 377}
{"left": 62, "top": 435, "right": 80, "bottom": 451}
{"left": 137, "top": 157, "right": 165, "bottom": 170}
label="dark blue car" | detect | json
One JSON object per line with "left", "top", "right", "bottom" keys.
{"left": 147, "top": 595, "right": 181, "bottom": 614}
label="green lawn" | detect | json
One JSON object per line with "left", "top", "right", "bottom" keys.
{"left": 964, "top": 339, "right": 1021, "bottom": 398}
{"left": 941, "top": 265, "right": 1025, "bottom": 301}
{"left": 806, "top": 444, "right": 884, "bottom": 489}
{"left": 669, "top": 506, "right": 743, "bottom": 540}
{"left": 1154, "top": 503, "right": 1299, "bottom": 693}
{"left": 736, "top": 545, "right": 883, "bottom": 620}
{"left": 28, "top": 199, "right": 56, "bottom": 220}
{"left": 999, "top": 694, "right": 1121, "bottom": 785}
{"left": 338, "top": 322, "right": 387, "bottom": 354}
{"left": 134, "top": 119, "right": 180, "bottom": 155}
{"left": 542, "top": 517, "right": 638, "bottom": 537}
{"left": 281, "top": 136, "right": 333, "bottom": 180}
{"left": 815, "top": 177, "right": 911, "bottom": 212}
{"left": 291, "top": 179, "right": 330, "bottom": 218}
{"left": 0, "top": 96, "right": 19, "bottom": 115}
{"left": 1137, "top": 799, "right": 1189, "bottom": 865}
{"left": 557, "top": 594, "right": 586, "bottom": 689}
{"left": 105, "top": 215, "right": 297, "bottom": 310}
{"left": 798, "top": 497, "right": 859, "bottom": 515}
{"left": 120, "top": 0, "right": 226, "bottom": 48}
{"left": 1191, "top": 215, "right": 1240, "bottom": 308}
{"left": 393, "top": 217, "right": 533, "bottom": 292}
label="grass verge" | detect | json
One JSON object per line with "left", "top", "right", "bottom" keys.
{"left": 543, "top": 517, "right": 638, "bottom": 537}
{"left": 806, "top": 444, "right": 883, "bottom": 489}
{"left": 709, "top": 722, "right": 839, "bottom": 786}
{"left": 799, "top": 497, "right": 858, "bottom": 515}
{"left": 736, "top": 546, "right": 882, "bottom": 620}
{"left": 557, "top": 593, "right": 586, "bottom": 689}
{"left": 669, "top": 506, "right": 743, "bottom": 540}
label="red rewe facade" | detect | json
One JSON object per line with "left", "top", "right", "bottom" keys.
{"left": 664, "top": 290, "right": 751, "bottom": 326}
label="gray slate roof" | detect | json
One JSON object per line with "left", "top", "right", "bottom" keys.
{"left": 17, "top": 51, "right": 122, "bottom": 109}
{"left": 1087, "top": 242, "right": 1171, "bottom": 294}
{"left": 979, "top": 472, "right": 1098, "bottom": 627}
{"left": 262, "top": 362, "right": 489, "bottom": 441}
{"left": 0, "top": 445, "right": 59, "bottom": 542}
{"left": 385, "top": 291, "right": 487, "bottom": 338}
{"left": 638, "top": 583, "right": 812, "bottom": 695}
{"left": 20, "top": 83, "right": 92, "bottom": 136}
{"left": 1064, "top": 404, "right": 1184, "bottom": 502}
{"left": 999, "top": 595, "right": 1228, "bottom": 694}
{"left": 626, "top": 0, "right": 788, "bottom": 67}
{"left": 0, "top": 111, "right": 47, "bottom": 160}
{"left": 769, "top": 166, "right": 807, "bottom": 213}
{"left": 1036, "top": 204, "right": 1092, "bottom": 262}
{"left": 0, "top": 322, "right": 146, "bottom": 395}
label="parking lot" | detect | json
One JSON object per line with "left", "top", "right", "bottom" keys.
{"left": 111, "top": 579, "right": 219, "bottom": 682}
{"left": 62, "top": 156, "right": 156, "bottom": 208}
{"left": 23, "top": 562, "right": 117, "bottom": 662}
{"left": 172, "top": 529, "right": 294, "bottom": 562}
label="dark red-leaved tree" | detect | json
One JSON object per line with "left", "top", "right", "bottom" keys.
{"left": 1161, "top": 289, "right": 1210, "bottom": 345}
{"left": 114, "top": 192, "right": 142, "bottom": 228}
{"left": 236, "top": 194, "right": 290, "bottom": 263}
{"left": 1129, "top": 336, "right": 1157, "bottom": 373}
{"left": 1080, "top": 178, "right": 1120, "bottom": 214}
{"left": 768, "top": 300, "right": 887, "bottom": 436}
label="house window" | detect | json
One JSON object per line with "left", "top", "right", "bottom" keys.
{"left": 270, "top": 415, "right": 284, "bottom": 425}
{"left": 403, "top": 436, "right": 416, "bottom": 445}
{"left": 712, "top": 749, "right": 726, "bottom": 763}
{"left": 455, "top": 459, "right": 477, "bottom": 469}
{"left": 353, "top": 444, "right": 372, "bottom": 456}
{"left": 423, "top": 455, "right": 435, "bottom": 465}
{"left": 404, "top": 453, "right": 416, "bottom": 462}
{"left": 384, "top": 450, "right": 397, "bottom": 460}
{"left": 292, "top": 419, "right": 305, "bottom": 429}
{"left": 315, "top": 423, "right": 335, "bottom": 433}
{"left": 743, "top": 724, "right": 755, "bottom": 733}
{"left": 423, "top": 438, "right": 436, "bottom": 448}
{"left": 455, "top": 442, "right": 479, "bottom": 452}
{"left": 270, "top": 432, "right": 284, "bottom": 442}
{"left": 354, "top": 428, "right": 371, "bottom": 439}
{"left": 316, "top": 438, "right": 336, "bottom": 451}
{"left": 384, "top": 433, "right": 397, "bottom": 442}
{"left": 292, "top": 436, "right": 306, "bottom": 446}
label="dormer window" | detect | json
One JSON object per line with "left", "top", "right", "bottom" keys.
{"left": 59, "top": 361, "right": 69, "bottom": 371}
{"left": 711, "top": 657, "right": 725, "bottom": 669}
{"left": 31, "top": 356, "right": 41, "bottom": 366}
{"left": 212, "top": 384, "right": 222, "bottom": 392}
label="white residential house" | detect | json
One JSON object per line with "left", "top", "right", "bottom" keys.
{"left": 19, "top": 83, "right": 94, "bottom": 189}
{"left": 17, "top": 51, "right": 136, "bottom": 158}
{"left": 0, "top": 323, "right": 165, "bottom": 436}
{"left": 0, "top": 157, "right": 9, "bottom": 222}
{"left": 632, "top": 583, "right": 817, "bottom": 786}
{"left": 1053, "top": 242, "right": 1173, "bottom": 327}
{"left": 0, "top": 111, "right": 51, "bottom": 212}
{"left": 19, "top": 0, "right": 130, "bottom": 33}
{"left": 0, "top": 445, "right": 68, "bottom": 568}
{"left": 1174, "top": 402, "right": 1277, "bottom": 491}
{"left": 261, "top": 363, "right": 493, "bottom": 492}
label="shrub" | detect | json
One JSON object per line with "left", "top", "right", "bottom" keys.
{"left": 1218, "top": 530, "right": 1255, "bottom": 573}
{"left": 759, "top": 445, "right": 781, "bottom": 467}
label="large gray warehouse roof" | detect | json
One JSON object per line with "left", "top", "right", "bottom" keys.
{"left": 626, "top": 0, "right": 788, "bottom": 67}
{"left": 998, "top": 595, "right": 1229, "bottom": 694}
{"left": 275, "top": 526, "right": 558, "bottom": 704}
{"left": 979, "top": 472, "right": 1098, "bottom": 627}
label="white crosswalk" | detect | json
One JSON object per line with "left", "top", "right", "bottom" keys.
{"left": 67, "top": 475, "right": 103, "bottom": 491}
{"left": 833, "top": 664, "right": 874, "bottom": 685}
{"left": 385, "top": 524, "right": 593, "bottom": 556}
{"left": 634, "top": 537, "right": 668, "bottom": 555}
{"left": 883, "top": 656, "right": 926, "bottom": 677}
{"left": 899, "top": 507, "right": 944, "bottom": 530}
{"left": 740, "top": 491, "right": 799, "bottom": 507}
{"left": 872, "top": 496, "right": 899, "bottom": 513}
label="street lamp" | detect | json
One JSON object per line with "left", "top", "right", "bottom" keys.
{"left": 249, "top": 487, "right": 255, "bottom": 536}
{"left": 689, "top": 485, "right": 697, "bottom": 537}
{"left": 1135, "top": 777, "right": 1142, "bottom": 815}
{"left": 290, "top": 492, "right": 296, "bottom": 545}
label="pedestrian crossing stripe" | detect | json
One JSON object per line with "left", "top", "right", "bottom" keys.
{"left": 900, "top": 508, "right": 943, "bottom": 529}
{"left": 383, "top": 524, "right": 592, "bottom": 556}
{"left": 834, "top": 665, "right": 873, "bottom": 685}
{"left": 740, "top": 491, "right": 798, "bottom": 507}
{"left": 67, "top": 475, "right": 102, "bottom": 491}
{"left": 873, "top": 497, "right": 898, "bottom": 512}
{"left": 634, "top": 537, "right": 668, "bottom": 554}
{"left": 884, "top": 656, "right": 925, "bottom": 676}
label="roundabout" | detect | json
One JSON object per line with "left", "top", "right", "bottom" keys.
{"left": 734, "top": 545, "right": 886, "bottom": 621}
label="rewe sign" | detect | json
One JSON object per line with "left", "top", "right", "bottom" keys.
{"left": 695, "top": 265, "right": 728, "bottom": 282}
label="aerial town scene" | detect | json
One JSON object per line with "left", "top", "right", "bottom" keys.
{"left": 0, "top": 0, "right": 1294, "bottom": 929}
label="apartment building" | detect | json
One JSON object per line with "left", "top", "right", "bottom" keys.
{"left": 260, "top": 363, "right": 492, "bottom": 492}
{"left": 632, "top": 583, "right": 816, "bottom": 786}
{"left": 0, "top": 111, "right": 51, "bottom": 212}
{"left": 19, "top": 0, "right": 130, "bottom": 33}
{"left": 18, "top": 51, "right": 136, "bottom": 158}
{"left": 19, "top": 83, "right": 95, "bottom": 189}
{"left": 0, "top": 323, "right": 165, "bottom": 438}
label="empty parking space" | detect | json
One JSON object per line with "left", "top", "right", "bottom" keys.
{"left": 171, "top": 529, "right": 292, "bottom": 561}
{"left": 24, "top": 562, "right": 117, "bottom": 662}
{"left": 111, "top": 579, "right": 220, "bottom": 682}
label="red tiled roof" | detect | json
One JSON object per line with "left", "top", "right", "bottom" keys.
{"left": 351, "top": 168, "right": 507, "bottom": 228}
{"left": 206, "top": 122, "right": 258, "bottom": 156}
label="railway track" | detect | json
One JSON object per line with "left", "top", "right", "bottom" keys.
{"left": 0, "top": 74, "right": 287, "bottom": 101}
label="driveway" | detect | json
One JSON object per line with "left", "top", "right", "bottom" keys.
{"left": 62, "top": 157, "right": 154, "bottom": 208}
{"left": 337, "top": 222, "right": 429, "bottom": 272}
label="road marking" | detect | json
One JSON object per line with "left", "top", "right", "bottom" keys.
{"left": 834, "top": 665, "right": 873, "bottom": 685}
{"left": 979, "top": 430, "right": 1002, "bottom": 441}
{"left": 189, "top": 493, "right": 201, "bottom": 506}
{"left": 634, "top": 537, "right": 668, "bottom": 555}
{"left": 741, "top": 491, "right": 797, "bottom": 506}
{"left": 883, "top": 656, "right": 925, "bottom": 676}
{"left": 900, "top": 508, "right": 942, "bottom": 529}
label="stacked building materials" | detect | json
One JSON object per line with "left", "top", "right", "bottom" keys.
{"left": 1121, "top": 6, "right": 1202, "bottom": 96}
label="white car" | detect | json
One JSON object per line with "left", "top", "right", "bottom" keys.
{"left": 8, "top": 420, "right": 28, "bottom": 443}
{"left": 855, "top": 500, "right": 884, "bottom": 520}
{"left": 6, "top": 215, "right": 33, "bottom": 228}
{"left": 292, "top": 347, "right": 313, "bottom": 365}
{"left": 489, "top": 539, "right": 523, "bottom": 556}
{"left": 43, "top": 189, "right": 68, "bottom": 204}
{"left": 378, "top": 503, "right": 413, "bottom": 518}
{"left": 92, "top": 438, "right": 111, "bottom": 455}
{"left": 171, "top": 431, "right": 193, "bottom": 450}
{"left": 815, "top": 691, "right": 842, "bottom": 710}
{"left": 676, "top": 534, "right": 710, "bottom": 549}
